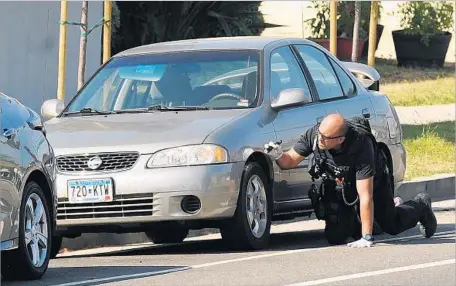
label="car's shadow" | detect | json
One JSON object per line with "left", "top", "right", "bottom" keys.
{"left": 2, "top": 223, "right": 453, "bottom": 286}
{"left": 59, "top": 222, "right": 455, "bottom": 259}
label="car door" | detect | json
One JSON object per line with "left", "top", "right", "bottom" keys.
{"left": 292, "top": 44, "right": 375, "bottom": 121}
{"left": 268, "top": 46, "right": 326, "bottom": 203}
{"left": 0, "top": 94, "right": 22, "bottom": 245}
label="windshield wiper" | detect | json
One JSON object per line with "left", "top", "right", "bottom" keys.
{"left": 170, "top": 106, "right": 212, "bottom": 111}
{"left": 146, "top": 105, "right": 211, "bottom": 111}
{"left": 110, "top": 105, "right": 213, "bottom": 114}
{"left": 147, "top": 104, "right": 171, "bottom": 111}
{"left": 62, "top": 107, "right": 115, "bottom": 116}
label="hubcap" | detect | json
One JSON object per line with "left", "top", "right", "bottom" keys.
{"left": 24, "top": 193, "right": 48, "bottom": 268}
{"left": 245, "top": 175, "right": 267, "bottom": 238}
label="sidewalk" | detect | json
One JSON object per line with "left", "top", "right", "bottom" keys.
{"left": 395, "top": 103, "right": 455, "bottom": 125}
{"left": 432, "top": 199, "right": 455, "bottom": 212}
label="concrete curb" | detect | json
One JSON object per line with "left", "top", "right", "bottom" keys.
{"left": 395, "top": 173, "right": 455, "bottom": 202}
{"left": 60, "top": 173, "right": 455, "bottom": 252}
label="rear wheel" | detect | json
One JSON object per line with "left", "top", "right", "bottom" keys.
{"left": 1, "top": 182, "right": 52, "bottom": 280}
{"left": 220, "top": 162, "right": 272, "bottom": 250}
{"left": 145, "top": 222, "right": 189, "bottom": 244}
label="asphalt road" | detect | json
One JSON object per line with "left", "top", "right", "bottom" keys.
{"left": 3, "top": 206, "right": 455, "bottom": 286}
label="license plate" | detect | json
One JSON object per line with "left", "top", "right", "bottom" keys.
{"left": 67, "top": 178, "right": 114, "bottom": 203}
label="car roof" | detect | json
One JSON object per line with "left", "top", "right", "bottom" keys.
{"left": 114, "top": 36, "right": 315, "bottom": 57}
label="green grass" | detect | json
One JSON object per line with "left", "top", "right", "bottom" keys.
{"left": 381, "top": 77, "right": 455, "bottom": 106}
{"left": 401, "top": 121, "right": 455, "bottom": 179}
{"left": 360, "top": 58, "right": 455, "bottom": 107}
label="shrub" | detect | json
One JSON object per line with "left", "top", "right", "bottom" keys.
{"left": 397, "top": 1, "right": 454, "bottom": 45}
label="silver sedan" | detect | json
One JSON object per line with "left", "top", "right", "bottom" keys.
{"left": 1, "top": 92, "right": 57, "bottom": 280}
{"left": 40, "top": 37, "right": 406, "bottom": 251}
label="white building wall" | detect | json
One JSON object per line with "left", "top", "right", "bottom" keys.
{"left": 0, "top": 1, "right": 103, "bottom": 114}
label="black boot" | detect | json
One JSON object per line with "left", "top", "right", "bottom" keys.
{"left": 414, "top": 193, "right": 437, "bottom": 238}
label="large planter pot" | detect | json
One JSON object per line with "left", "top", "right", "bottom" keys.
{"left": 311, "top": 38, "right": 365, "bottom": 61}
{"left": 392, "top": 30, "right": 452, "bottom": 68}
{"left": 361, "top": 24, "right": 384, "bottom": 59}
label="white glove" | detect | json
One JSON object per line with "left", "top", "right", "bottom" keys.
{"left": 347, "top": 238, "right": 374, "bottom": 248}
{"left": 264, "top": 141, "right": 283, "bottom": 161}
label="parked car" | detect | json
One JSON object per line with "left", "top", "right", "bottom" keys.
{"left": 0, "top": 92, "right": 57, "bottom": 280}
{"left": 40, "top": 37, "right": 405, "bottom": 251}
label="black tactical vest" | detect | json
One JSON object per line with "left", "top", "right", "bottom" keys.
{"left": 308, "top": 116, "right": 378, "bottom": 206}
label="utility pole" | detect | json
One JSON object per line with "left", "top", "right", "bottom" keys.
{"left": 103, "top": 1, "right": 112, "bottom": 64}
{"left": 57, "top": 1, "right": 68, "bottom": 101}
{"left": 368, "top": 1, "right": 379, "bottom": 67}
{"left": 330, "top": 1, "right": 338, "bottom": 56}
{"left": 351, "top": 1, "right": 361, "bottom": 62}
{"left": 77, "top": 1, "right": 88, "bottom": 90}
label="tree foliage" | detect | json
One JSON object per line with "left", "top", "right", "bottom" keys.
{"left": 111, "top": 1, "right": 277, "bottom": 55}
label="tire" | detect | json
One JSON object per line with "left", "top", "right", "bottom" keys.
{"left": 220, "top": 162, "right": 272, "bottom": 250}
{"left": 50, "top": 236, "right": 63, "bottom": 259}
{"left": 145, "top": 222, "right": 189, "bottom": 244}
{"left": 1, "top": 182, "right": 52, "bottom": 280}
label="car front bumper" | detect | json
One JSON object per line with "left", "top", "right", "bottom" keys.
{"left": 54, "top": 156, "right": 244, "bottom": 229}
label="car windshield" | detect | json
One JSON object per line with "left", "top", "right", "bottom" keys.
{"left": 64, "top": 50, "right": 260, "bottom": 114}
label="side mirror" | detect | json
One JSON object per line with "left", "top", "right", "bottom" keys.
{"left": 41, "top": 99, "right": 65, "bottom": 119}
{"left": 271, "top": 88, "right": 311, "bottom": 110}
{"left": 27, "top": 108, "right": 46, "bottom": 136}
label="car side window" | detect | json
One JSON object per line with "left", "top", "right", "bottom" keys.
{"left": 329, "top": 58, "right": 356, "bottom": 97}
{"left": 269, "top": 46, "right": 311, "bottom": 102}
{"left": 293, "top": 45, "right": 344, "bottom": 100}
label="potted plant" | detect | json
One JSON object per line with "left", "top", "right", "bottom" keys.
{"left": 392, "top": 1, "right": 454, "bottom": 67}
{"left": 306, "top": 1, "right": 382, "bottom": 61}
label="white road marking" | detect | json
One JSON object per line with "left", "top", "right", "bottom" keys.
{"left": 51, "top": 230, "right": 455, "bottom": 286}
{"left": 285, "top": 259, "right": 456, "bottom": 286}
{"left": 50, "top": 267, "right": 191, "bottom": 286}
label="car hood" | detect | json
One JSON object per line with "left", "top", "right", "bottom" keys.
{"left": 44, "top": 110, "right": 248, "bottom": 156}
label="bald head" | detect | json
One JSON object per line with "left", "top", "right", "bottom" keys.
{"left": 319, "top": 113, "right": 347, "bottom": 138}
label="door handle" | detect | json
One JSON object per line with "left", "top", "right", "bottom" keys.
{"left": 2, "top": 128, "right": 16, "bottom": 139}
{"left": 362, "top": 108, "right": 371, "bottom": 119}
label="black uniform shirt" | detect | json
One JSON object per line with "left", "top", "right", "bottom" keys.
{"left": 293, "top": 124, "right": 375, "bottom": 180}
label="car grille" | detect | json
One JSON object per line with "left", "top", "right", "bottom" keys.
{"left": 56, "top": 152, "right": 139, "bottom": 172}
{"left": 57, "top": 194, "right": 156, "bottom": 220}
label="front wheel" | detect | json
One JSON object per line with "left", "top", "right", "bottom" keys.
{"left": 220, "top": 162, "right": 272, "bottom": 250}
{"left": 1, "top": 182, "right": 52, "bottom": 280}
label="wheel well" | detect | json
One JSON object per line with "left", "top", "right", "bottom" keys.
{"left": 26, "top": 170, "right": 54, "bottom": 224}
{"left": 246, "top": 152, "right": 274, "bottom": 186}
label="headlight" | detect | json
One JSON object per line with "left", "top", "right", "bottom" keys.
{"left": 146, "top": 144, "right": 229, "bottom": 168}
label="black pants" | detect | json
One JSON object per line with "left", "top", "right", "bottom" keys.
{"left": 371, "top": 172, "right": 426, "bottom": 235}
{"left": 322, "top": 174, "right": 427, "bottom": 243}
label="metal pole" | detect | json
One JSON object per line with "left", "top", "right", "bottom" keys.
{"left": 103, "top": 1, "right": 112, "bottom": 63}
{"left": 57, "top": 1, "right": 68, "bottom": 101}
{"left": 330, "top": 0, "right": 338, "bottom": 56}
{"left": 368, "top": 1, "right": 379, "bottom": 67}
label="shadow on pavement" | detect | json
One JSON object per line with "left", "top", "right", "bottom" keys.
{"left": 61, "top": 228, "right": 330, "bottom": 259}
{"left": 58, "top": 223, "right": 455, "bottom": 259}
{"left": 1, "top": 265, "right": 189, "bottom": 286}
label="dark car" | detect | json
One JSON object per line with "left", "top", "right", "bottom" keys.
{"left": 1, "top": 92, "right": 57, "bottom": 280}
